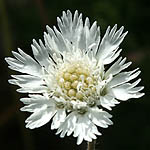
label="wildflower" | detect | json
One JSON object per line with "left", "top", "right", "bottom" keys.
{"left": 5, "top": 10, "right": 144, "bottom": 145}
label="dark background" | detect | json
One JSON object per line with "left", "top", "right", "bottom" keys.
{"left": 0, "top": 0, "right": 149, "bottom": 150}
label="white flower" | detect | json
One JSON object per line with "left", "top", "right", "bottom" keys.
{"left": 5, "top": 10, "right": 144, "bottom": 145}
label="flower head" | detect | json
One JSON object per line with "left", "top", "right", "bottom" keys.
{"left": 5, "top": 10, "right": 144, "bottom": 145}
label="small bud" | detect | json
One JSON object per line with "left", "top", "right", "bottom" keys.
{"left": 68, "top": 89, "right": 76, "bottom": 97}
{"left": 64, "top": 72, "right": 71, "bottom": 80}
{"left": 64, "top": 81, "right": 71, "bottom": 90}
{"left": 76, "top": 92, "right": 83, "bottom": 100}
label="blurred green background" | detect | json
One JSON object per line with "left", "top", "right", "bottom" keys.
{"left": 0, "top": 0, "right": 149, "bottom": 150}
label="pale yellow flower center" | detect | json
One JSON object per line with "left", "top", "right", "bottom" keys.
{"left": 56, "top": 61, "right": 97, "bottom": 101}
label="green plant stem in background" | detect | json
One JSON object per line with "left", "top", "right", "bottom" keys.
{"left": 0, "top": 0, "right": 13, "bottom": 55}
{"left": 87, "top": 140, "right": 96, "bottom": 150}
{"left": 0, "top": 0, "right": 35, "bottom": 150}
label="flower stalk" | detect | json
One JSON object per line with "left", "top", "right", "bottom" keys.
{"left": 87, "top": 140, "right": 96, "bottom": 150}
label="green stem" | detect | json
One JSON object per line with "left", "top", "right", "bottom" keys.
{"left": 0, "top": 1, "right": 35, "bottom": 149}
{"left": 87, "top": 140, "right": 96, "bottom": 150}
{"left": 0, "top": 0, "right": 13, "bottom": 54}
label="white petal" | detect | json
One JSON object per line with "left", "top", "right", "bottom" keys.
{"left": 25, "top": 107, "right": 56, "bottom": 129}
{"left": 100, "top": 95, "right": 120, "bottom": 110}
{"left": 20, "top": 95, "right": 55, "bottom": 114}
{"left": 57, "top": 10, "right": 83, "bottom": 47}
{"left": 78, "top": 21, "right": 100, "bottom": 53}
{"left": 31, "top": 39, "right": 52, "bottom": 71}
{"left": 105, "top": 57, "right": 132, "bottom": 77}
{"left": 73, "top": 114, "right": 91, "bottom": 145}
{"left": 20, "top": 94, "right": 54, "bottom": 106}
{"left": 96, "top": 24, "right": 128, "bottom": 64}
{"left": 56, "top": 111, "right": 101, "bottom": 145}
{"left": 21, "top": 103, "right": 46, "bottom": 112}
{"left": 103, "top": 48, "right": 122, "bottom": 64}
{"left": 56, "top": 112, "right": 77, "bottom": 137}
{"left": 57, "top": 10, "right": 100, "bottom": 53}
{"left": 44, "top": 29, "right": 61, "bottom": 57}
{"left": 9, "top": 75, "right": 43, "bottom": 86}
{"left": 89, "top": 107, "right": 113, "bottom": 128}
{"left": 17, "top": 86, "right": 48, "bottom": 93}
{"left": 51, "top": 108, "right": 66, "bottom": 129}
{"left": 5, "top": 48, "right": 43, "bottom": 77}
{"left": 8, "top": 75, "right": 48, "bottom": 93}
{"left": 53, "top": 26, "right": 70, "bottom": 52}
{"left": 74, "top": 113, "right": 101, "bottom": 145}
{"left": 108, "top": 68, "right": 141, "bottom": 88}
{"left": 110, "top": 82, "right": 144, "bottom": 101}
